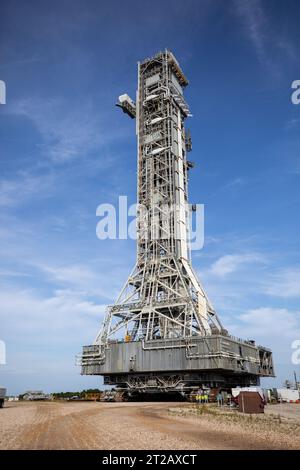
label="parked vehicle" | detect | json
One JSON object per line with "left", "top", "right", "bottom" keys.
{"left": 277, "top": 388, "right": 300, "bottom": 403}
{"left": 0, "top": 387, "right": 6, "bottom": 408}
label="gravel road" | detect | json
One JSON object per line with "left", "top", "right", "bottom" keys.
{"left": 0, "top": 401, "right": 299, "bottom": 450}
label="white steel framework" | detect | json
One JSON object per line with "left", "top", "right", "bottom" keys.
{"left": 94, "top": 50, "right": 224, "bottom": 356}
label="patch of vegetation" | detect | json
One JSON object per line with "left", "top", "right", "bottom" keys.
{"left": 52, "top": 389, "right": 102, "bottom": 399}
{"left": 168, "top": 405, "right": 300, "bottom": 439}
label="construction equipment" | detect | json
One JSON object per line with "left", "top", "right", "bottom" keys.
{"left": 100, "top": 390, "right": 125, "bottom": 402}
{"left": 78, "top": 50, "right": 274, "bottom": 399}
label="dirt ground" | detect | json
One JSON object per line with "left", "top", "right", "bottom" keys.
{"left": 0, "top": 401, "right": 300, "bottom": 450}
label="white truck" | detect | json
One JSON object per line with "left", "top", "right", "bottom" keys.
{"left": 0, "top": 387, "right": 6, "bottom": 408}
{"left": 277, "top": 388, "right": 300, "bottom": 403}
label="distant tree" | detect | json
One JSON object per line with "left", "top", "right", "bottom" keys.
{"left": 52, "top": 389, "right": 102, "bottom": 399}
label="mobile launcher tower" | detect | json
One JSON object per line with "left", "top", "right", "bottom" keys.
{"left": 79, "top": 51, "right": 274, "bottom": 399}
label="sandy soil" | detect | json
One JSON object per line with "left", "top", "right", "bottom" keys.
{"left": 0, "top": 401, "right": 299, "bottom": 450}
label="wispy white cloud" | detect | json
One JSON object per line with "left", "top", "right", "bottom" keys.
{"left": 0, "top": 287, "right": 105, "bottom": 392}
{"left": 226, "top": 307, "right": 300, "bottom": 380}
{"left": 226, "top": 177, "right": 245, "bottom": 189}
{"left": 210, "top": 252, "right": 265, "bottom": 276}
{"left": 8, "top": 97, "right": 107, "bottom": 163}
{"left": 264, "top": 268, "right": 300, "bottom": 298}
{"left": 232, "top": 0, "right": 267, "bottom": 64}
{"left": 232, "top": 0, "right": 296, "bottom": 74}
{"left": 0, "top": 170, "right": 55, "bottom": 207}
{"left": 37, "top": 263, "right": 114, "bottom": 300}
{"left": 0, "top": 287, "right": 104, "bottom": 342}
{"left": 41, "top": 264, "right": 97, "bottom": 286}
{"left": 0, "top": 205, "right": 130, "bottom": 303}
{"left": 0, "top": 56, "right": 41, "bottom": 70}
{"left": 285, "top": 118, "right": 300, "bottom": 131}
{"left": 33, "top": 259, "right": 127, "bottom": 301}
{"left": 232, "top": 307, "right": 300, "bottom": 340}
{"left": 0, "top": 269, "right": 32, "bottom": 278}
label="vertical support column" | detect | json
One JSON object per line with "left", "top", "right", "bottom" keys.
{"left": 176, "top": 109, "right": 188, "bottom": 260}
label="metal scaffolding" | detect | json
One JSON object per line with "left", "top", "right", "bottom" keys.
{"left": 95, "top": 51, "right": 224, "bottom": 349}
{"left": 79, "top": 51, "right": 274, "bottom": 396}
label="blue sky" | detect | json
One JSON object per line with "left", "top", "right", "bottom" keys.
{"left": 0, "top": 0, "right": 299, "bottom": 394}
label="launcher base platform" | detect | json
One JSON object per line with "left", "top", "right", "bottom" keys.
{"left": 81, "top": 335, "right": 274, "bottom": 396}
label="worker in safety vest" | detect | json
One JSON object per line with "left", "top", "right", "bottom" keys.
{"left": 196, "top": 389, "right": 202, "bottom": 404}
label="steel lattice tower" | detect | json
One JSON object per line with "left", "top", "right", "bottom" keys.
{"left": 80, "top": 51, "right": 274, "bottom": 397}
{"left": 97, "top": 51, "right": 223, "bottom": 346}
